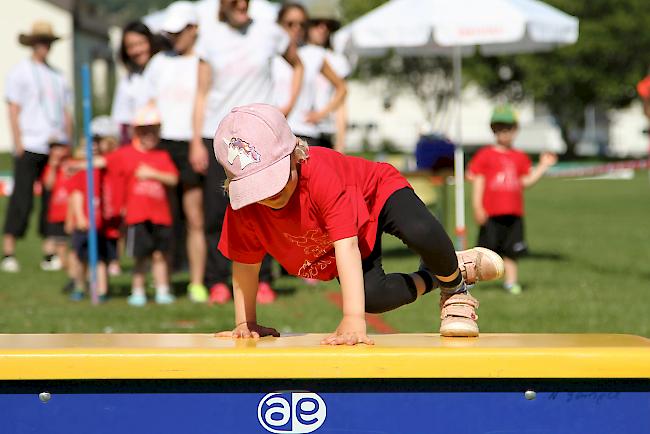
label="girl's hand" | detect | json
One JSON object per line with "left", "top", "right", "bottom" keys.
{"left": 304, "top": 111, "right": 325, "bottom": 125}
{"left": 215, "top": 322, "right": 280, "bottom": 339}
{"left": 474, "top": 207, "right": 488, "bottom": 226}
{"left": 135, "top": 164, "right": 156, "bottom": 180}
{"left": 189, "top": 138, "right": 209, "bottom": 174}
{"left": 321, "top": 315, "right": 374, "bottom": 346}
{"left": 539, "top": 152, "right": 558, "bottom": 168}
{"left": 76, "top": 215, "right": 89, "bottom": 231}
{"left": 279, "top": 105, "right": 291, "bottom": 117}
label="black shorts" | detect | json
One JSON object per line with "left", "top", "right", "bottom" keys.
{"left": 45, "top": 222, "right": 68, "bottom": 241}
{"left": 126, "top": 222, "right": 172, "bottom": 259}
{"left": 72, "top": 231, "right": 115, "bottom": 263}
{"left": 158, "top": 139, "right": 203, "bottom": 187}
{"left": 478, "top": 215, "right": 528, "bottom": 259}
{"left": 105, "top": 237, "right": 119, "bottom": 262}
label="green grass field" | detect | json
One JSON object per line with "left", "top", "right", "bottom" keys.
{"left": 0, "top": 151, "right": 648, "bottom": 336}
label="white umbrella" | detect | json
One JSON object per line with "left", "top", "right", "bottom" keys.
{"left": 336, "top": 0, "right": 578, "bottom": 248}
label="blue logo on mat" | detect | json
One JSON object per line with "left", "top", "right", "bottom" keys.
{"left": 257, "top": 392, "right": 326, "bottom": 433}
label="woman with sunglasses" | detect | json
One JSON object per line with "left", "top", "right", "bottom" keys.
{"left": 112, "top": 21, "right": 162, "bottom": 145}
{"left": 305, "top": 1, "right": 351, "bottom": 153}
{"left": 273, "top": 2, "right": 347, "bottom": 149}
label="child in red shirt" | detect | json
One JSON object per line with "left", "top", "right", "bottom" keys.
{"left": 68, "top": 166, "right": 110, "bottom": 302}
{"left": 105, "top": 104, "right": 179, "bottom": 306}
{"left": 468, "top": 105, "right": 557, "bottom": 295}
{"left": 214, "top": 104, "right": 505, "bottom": 344}
{"left": 41, "top": 142, "right": 73, "bottom": 273}
{"left": 91, "top": 116, "right": 123, "bottom": 277}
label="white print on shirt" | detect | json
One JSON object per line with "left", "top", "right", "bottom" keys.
{"left": 488, "top": 159, "right": 521, "bottom": 192}
{"left": 225, "top": 137, "right": 261, "bottom": 170}
{"left": 284, "top": 229, "right": 335, "bottom": 279}
{"left": 133, "top": 180, "right": 166, "bottom": 200}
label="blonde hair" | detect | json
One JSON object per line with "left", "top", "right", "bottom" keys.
{"left": 223, "top": 138, "right": 310, "bottom": 193}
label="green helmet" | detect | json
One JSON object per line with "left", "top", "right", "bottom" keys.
{"left": 490, "top": 104, "right": 518, "bottom": 125}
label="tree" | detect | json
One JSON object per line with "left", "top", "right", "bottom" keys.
{"left": 465, "top": 0, "right": 650, "bottom": 156}
{"left": 341, "top": 0, "right": 650, "bottom": 156}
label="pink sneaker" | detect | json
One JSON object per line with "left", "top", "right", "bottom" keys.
{"left": 256, "top": 282, "right": 277, "bottom": 304}
{"left": 208, "top": 283, "right": 231, "bottom": 305}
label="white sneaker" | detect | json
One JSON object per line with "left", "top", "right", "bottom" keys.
{"left": 40, "top": 255, "right": 62, "bottom": 271}
{"left": 1, "top": 256, "right": 20, "bottom": 273}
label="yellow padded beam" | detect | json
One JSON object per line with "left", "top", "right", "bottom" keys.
{"left": 0, "top": 333, "right": 648, "bottom": 380}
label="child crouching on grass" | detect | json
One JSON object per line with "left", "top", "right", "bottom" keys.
{"left": 214, "top": 104, "right": 505, "bottom": 345}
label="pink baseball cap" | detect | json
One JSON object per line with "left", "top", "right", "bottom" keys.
{"left": 214, "top": 104, "right": 297, "bottom": 210}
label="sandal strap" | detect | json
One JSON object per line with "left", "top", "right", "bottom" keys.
{"left": 440, "top": 303, "right": 478, "bottom": 320}
{"left": 442, "top": 292, "right": 479, "bottom": 308}
{"left": 440, "top": 293, "right": 479, "bottom": 320}
{"left": 457, "top": 255, "right": 477, "bottom": 283}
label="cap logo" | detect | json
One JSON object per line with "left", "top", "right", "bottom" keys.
{"left": 225, "top": 137, "right": 261, "bottom": 170}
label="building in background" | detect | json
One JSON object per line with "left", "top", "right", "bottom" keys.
{"left": 0, "top": 0, "right": 113, "bottom": 153}
{"left": 0, "top": 0, "right": 72, "bottom": 153}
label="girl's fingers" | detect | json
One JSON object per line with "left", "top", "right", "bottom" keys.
{"left": 214, "top": 330, "right": 233, "bottom": 338}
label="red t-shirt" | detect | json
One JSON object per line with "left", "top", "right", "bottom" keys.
{"left": 468, "top": 145, "right": 532, "bottom": 217}
{"left": 101, "top": 150, "right": 126, "bottom": 240}
{"left": 105, "top": 143, "right": 178, "bottom": 226}
{"left": 67, "top": 169, "right": 103, "bottom": 230}
{"left": 218, "top": 147, "right": 411, "bottom": 281}
{"left": 42, "top": 165, "right": 73, "bottom": 223}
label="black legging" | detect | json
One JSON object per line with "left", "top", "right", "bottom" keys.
{"left": 3, "top": 151, "right": 49, "bottom": 239}
{"left": 362, "top": 188, "right": 458, "bottom": 313}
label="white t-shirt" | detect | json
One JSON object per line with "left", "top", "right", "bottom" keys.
{"left": 141, "top": 51, "right": 199, "bottom": 141}
{"left": 273, "top": 44, "right": 326, "bottom": 138}
{"left": 195, "top": 19, "right": 290, "bottom": 139}
{"left": 5, "top": 59, "right": 72, "bottom": 155}
{"left": 111, "top": 71, "right": 146, "bottom": 125}
{"left": 315, "top": 50, "right": 351, "bottom": 135}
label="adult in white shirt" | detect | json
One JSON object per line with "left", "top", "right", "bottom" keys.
{"left": 141, "top": 1, "right": 208, "bottom": 302}
{"left": 191, "top": 0, "right": 303, "bottom": 304}
{"left": 112, "top": 21, "right": 160, "bottom": 145}
{"left": 1, "top": 21, "right": 73, "bottom": 273}
{"left": 273, "top": 2, "right": 346, "bottom": 148}
{"left": 306, "top": 3, "right": 351, "bottom": 153}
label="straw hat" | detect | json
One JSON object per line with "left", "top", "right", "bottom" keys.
{"left": 18, "top": 21, "right": 61, "bottom": 46}
{"left": 304, "top": 0, "right": 342, "bottom": 31}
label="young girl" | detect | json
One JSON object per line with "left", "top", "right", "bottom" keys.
{"left": 215, "top": 104, "right": 504, "bottom": 345}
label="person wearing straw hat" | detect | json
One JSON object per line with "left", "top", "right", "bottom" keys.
{"left": 1, "top": 21, "right": 73, "bottom": 273}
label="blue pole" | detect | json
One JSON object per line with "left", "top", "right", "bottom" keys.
{"left": 82, "top": 64, "right": 99, "bottom": 305}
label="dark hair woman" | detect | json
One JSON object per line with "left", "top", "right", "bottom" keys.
{"left": 112, "top": 21, "right": 162, "bottom": 145}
